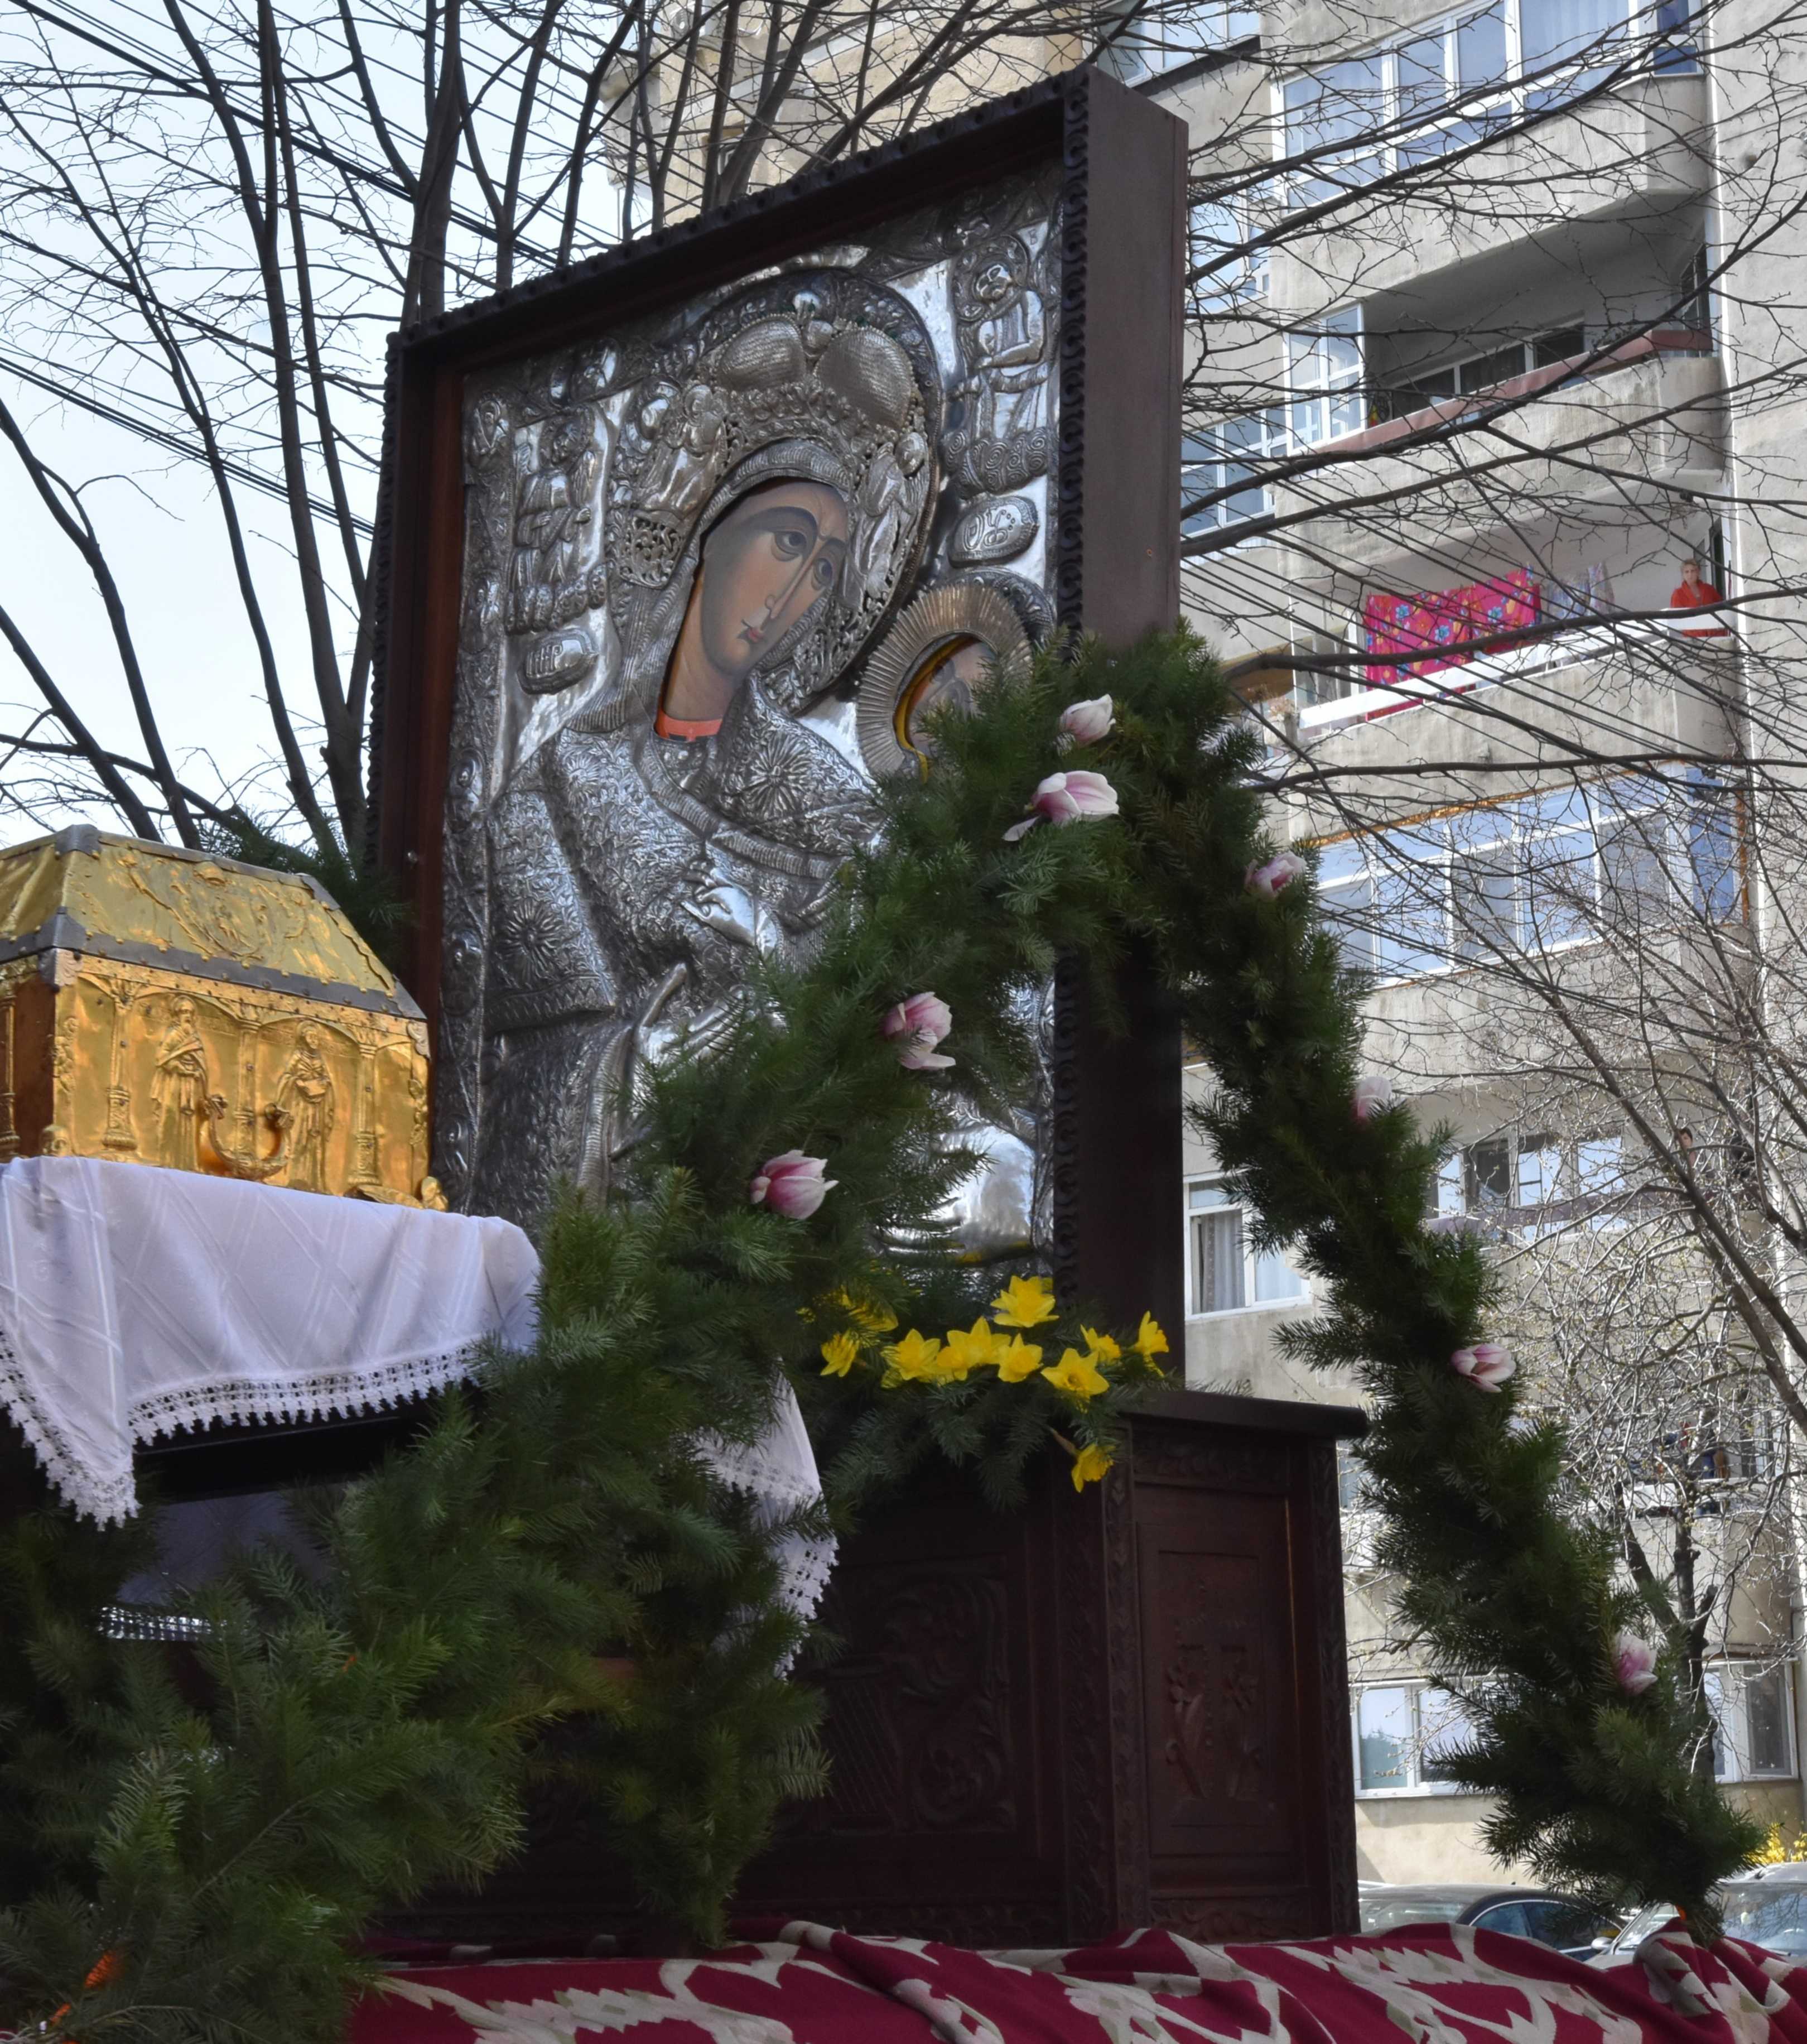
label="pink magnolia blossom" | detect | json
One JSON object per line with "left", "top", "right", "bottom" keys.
{"left": 1450, "top": 1341, "right": 1515, "bottom": 1393}
{"left": 1613, "top": 1629, "right": 1658, "bottom": 1696}
{"left": 749, "top": 1150, "right": 837, "bottom": 1219}
{"left": 1245, "top": 852, "right": 1307, "bottom": 899}
{"left": 1003, "top": 769, "right": 1120, "bottom": 842}
{"left": 883, "top": 991, "right": 955, "bottom": 1070}
{"left": 1353, "top": 1074, "right": 1394, "bottom": 1122}
{"left": 1058, "top": 694, "right": 1115, "bottom": 747}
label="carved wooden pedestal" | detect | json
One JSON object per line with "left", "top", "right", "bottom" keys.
{"left": 737, "top": 1388, "right": 1362, "bottom": 1946}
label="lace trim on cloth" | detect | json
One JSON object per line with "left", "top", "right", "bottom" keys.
{"left": 127, "top": 1343, "right": 490, "bottom": 1447}
{"left": 0, "top": 1320, "right": 138, "bottom": 1527}
{"left": 695, "top": 1382, "right": 839, "bottom": 1639}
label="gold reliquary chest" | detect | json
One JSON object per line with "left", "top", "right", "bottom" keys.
{"left": 0, "top": 826, "right": 439, "bottom": 1206}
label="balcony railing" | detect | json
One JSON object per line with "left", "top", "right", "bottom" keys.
{"left": 1292, "top": 617, "right": 1736, "bottom": 735}
{"left": 1346, "top": 328, "right": 1714, "bottom": 458}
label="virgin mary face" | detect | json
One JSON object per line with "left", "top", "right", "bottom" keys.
{"left": 659, "top": 478, "right": 851, "bottom": 727}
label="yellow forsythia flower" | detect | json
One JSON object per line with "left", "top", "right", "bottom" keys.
{"left": 884, "top": 1328, "right": 946, "bottom": 1382}
{"left": 995, "top": 1335, "right": 1044, "bottom": 1382}
{"left": 1081, "top": 1325, "right": 1122, "bottom": 1364}
{"left": 989, "top": 1273, "right": 1058, "bottom": 1329}
{"left": 1133, "top": 1312, "right": 1170, "bottom": 1360}
{"left": 820, "top": 1330, "right": 861, "bottom": 1377}
{"left": 1043, "top": 1347, "right": 1110, "bottom": 1398}
{"left": 941, "top": 1319, "right": 1000, "bottom": 1379}
{"left": 1069, "top": 1443, "right": 1114, "bottom": 1490}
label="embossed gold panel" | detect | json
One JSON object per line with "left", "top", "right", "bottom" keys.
{"left": 0, "top": 828, "right": 437, "bottom": 1206}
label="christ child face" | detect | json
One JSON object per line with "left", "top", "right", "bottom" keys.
{"left": 897, "top": 636, "right": 994, "bottom": 762}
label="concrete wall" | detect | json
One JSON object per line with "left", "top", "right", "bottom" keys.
{"left": 1356, "top": 1795, "right": 1529, "bottom": 1884}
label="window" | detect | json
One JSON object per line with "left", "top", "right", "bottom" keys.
{"left": 1098, "top": 0, "right": 1257, "bottom": 83}
{"left": 1279, "top": 0, "right": 1698, "bottom": 211}
{"left": 1286, "top": 307, "right": 1365, "bottom": 448}
{"left": 1283, "top": 57, "right": 1385, "bottom": 206}
{"left": 1708, "top": 1662, "right": 1796, "bottom": 1782}
{"left": 1189, "top": 198, "right": 1270, "bottom": 315}
{"left": 1186, "top": 1176, "right": 1308, "bottom": 1315}
{"left": 1354, "top": 1684, "right": 1478, "bottom": 1795}
{"left": 1437, "top": 1129, "right": 1623, "bottom": 1224}
{"left": 1316, "top": 839, "right": 1376, "bottom": 973}
{"left": 1309, "top": 775, "right": 1745, "bottom": 985}
{"left": 1379, "top": 323, "right": 1588, "bottom": 419}
{"left": 1183, "top": 408, "right": 1282, "bottom": 537}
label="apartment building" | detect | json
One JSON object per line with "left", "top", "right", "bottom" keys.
{"left": 1150, "top": 0, "right": 1807, "bottom": 1880}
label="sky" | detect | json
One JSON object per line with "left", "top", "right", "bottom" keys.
{"left": 0, "top": 381, "right": 327, "bottom": 852}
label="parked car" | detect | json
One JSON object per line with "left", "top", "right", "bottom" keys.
{"left": 1358, "top": 1883, "right": 1622, "bottom": 1959}
{"left": 1594, "top": 1867, "right": 1807, "bottom": 1963}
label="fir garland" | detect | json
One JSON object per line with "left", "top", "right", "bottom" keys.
{"left": 0, "top": 629, "right": 1756, "bottom": 2043}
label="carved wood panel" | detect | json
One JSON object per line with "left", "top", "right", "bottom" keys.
{"left": 1138, "top": 1488, "right": 1300, "bottom": 1872}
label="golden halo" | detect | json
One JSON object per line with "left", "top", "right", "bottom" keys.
{"left": 856, "top": 580, "right": 1032, "bottom": 778}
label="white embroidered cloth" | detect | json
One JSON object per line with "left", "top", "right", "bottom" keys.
{"left": 0, "top": 1156, "right": 538, "bottom": 1526}
{"left": 0, "top": 1157, "right": 836, "bottom": 1628}
{"left": 697, "top": 1383, "right": 838, "bottom": 1635}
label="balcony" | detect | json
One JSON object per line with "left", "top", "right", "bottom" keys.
{"left": 1276, "top": 620, "right": 1739, "bottom": 813}
{"left": 1273, "top": 333, "right": 1724, "bottom": 575}
{"left": 1267, "top": 71, "right": 1711, "bottom": 304}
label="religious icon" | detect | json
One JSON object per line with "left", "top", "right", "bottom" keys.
{"left": 469, "top": 272, "right": 945, "bottom": 1224}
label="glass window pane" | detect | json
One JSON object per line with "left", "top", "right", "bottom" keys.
{"left": 1723, "top": 1888, "right": 1807, "bottom": 1956}
{"left": 1598, "top": 813, "right": 1671, "bottom": 927}
{"left": 1190, "top": 198, "right": 1267, "bottom": 312}
{"left": 1748, "top": 1667, "right": 1790, "bottom": 1776}
{"left": 1315, "top": 840, "right": 1365, "bottom": 884}
{"left": 1451, "top": 846, "right": 1516, "bottom": 959}
{"left": 1458, "top": 343, "right": 1530, "bottom": 393}
{"left": 1466, "top": 1138, "right": 1512, "bottom": 1210}
{"left": 1396, "top": 31, "right": 1449, "bottom": 118}
{"left": 1523, "top": 826, "right": 1597, "bottom": 948}
{"left": 1705, "top": 1667, "right": 1732, "bottom": 1778}
{"left": 1252, "top": 1242, "right": 1308, "bottom": 1302}
{"left": 1321, "top": 874, "right": 1376, "bottom": 974}
{"left": 1289, "top": 57, "right": 1385, "bottom": 149}
{"left": 1373, "top": 852, "right": 1450, "bottom": 978}
{"left": 1575, "top": 1134, "right": 1622, "bottom": 1194}
{"left": 1189, "top": 1179, "right": 1230, "bottom": 1209}
{"left": 1520, "top": 0, "right": 1626, "bottom": 75}
{"left": 1437, "top": 1155, "right": 1464, "bottom": 1216}
{"left": 1518, "top": 1137, "right": 1560, "bottom": 1204}
{"left": 1529, "top": 785, "right": 1589, "bottom": 831}
{"left": 1520, "top": 1900, "right": 1603, "bottom": 1947}
{"left": 1474, "top": 1902, "right": 1531, "bottom": 1936}
{"left": 1358, "top": 1686, "right": 1413, "bottom": 1790}
{"left": 1456, "top": 2, "right": 1509, "bottom": 88}
{"left": 1418, "top": 1687, "right": 1472, "bottom": 1782}
{"left": 1194, "top": 1208, "right": 1246, "bottom": 1311}
{"left": 1688, "top": 770, "right": 1741, "bottom": 920}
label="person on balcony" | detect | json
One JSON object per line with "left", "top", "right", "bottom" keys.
{"left": 1669, "top": 555, "right": 1731, "bottom": 636}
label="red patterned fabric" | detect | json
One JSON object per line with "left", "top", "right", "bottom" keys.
{"left": 350, "top": 1920, "right": 1807, "bottom": 2043}
{"left": 1364, "top": 569, "right": 1541, "bottom": 683}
